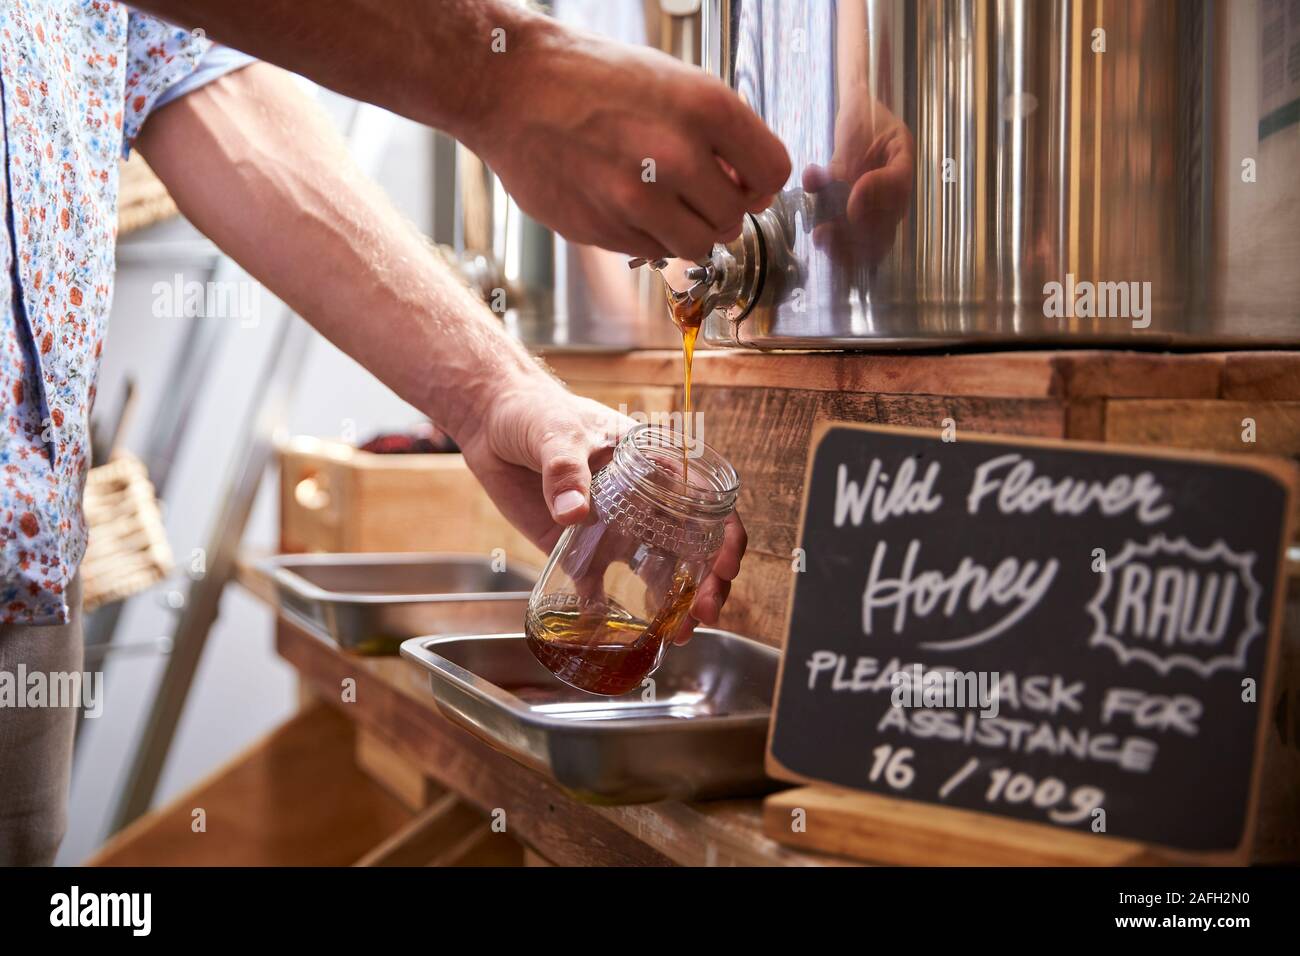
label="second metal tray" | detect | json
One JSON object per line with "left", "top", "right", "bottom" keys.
{"left": 400, "top": 629, "right": 779, "bottom": 803}
{"left": 260, "top": 552, "right": 536, "bottom": 655}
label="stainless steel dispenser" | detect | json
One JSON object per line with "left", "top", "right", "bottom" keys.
{"left": 695, "top": 0, "right": 1300, "bottom": 349}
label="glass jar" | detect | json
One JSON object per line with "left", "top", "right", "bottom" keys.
{"left": 525, "top": 425, "right": 739, "bottom": 696}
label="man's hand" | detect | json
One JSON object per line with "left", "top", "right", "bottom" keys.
{"left": 457, "top": 379, "right": 628, "bottom": 553}
{"left": 465, "top": 20, "right": 789, "bottom": 261}
{"left": 454, "top": 374, "right": 746, "bottom": 637}
{"left": 133, "top": 0, "right": 790, "bottom": 261}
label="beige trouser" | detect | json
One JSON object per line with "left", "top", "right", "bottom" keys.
{"left": 0, "top": 579, "right": 83, "bottom": 866}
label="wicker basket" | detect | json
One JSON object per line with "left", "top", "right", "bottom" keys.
{"left": 118, "top": 154, "right": 178, "bottom": 236}
{"left": 82, "top": 453, "right": 174, "bottom": 612}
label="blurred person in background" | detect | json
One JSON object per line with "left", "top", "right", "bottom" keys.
{"left": 0, "top": 1, "right": 785, "bottom": 865}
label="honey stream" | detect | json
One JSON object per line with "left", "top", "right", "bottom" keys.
{"left": 668, "top": 288, "right": 706, "bottom": 481}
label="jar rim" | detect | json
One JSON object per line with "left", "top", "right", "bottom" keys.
{"left": 615, "top": 424, "right": 739, "bottom": 516}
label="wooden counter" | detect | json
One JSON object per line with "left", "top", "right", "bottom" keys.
{"left": 265, "top": 609, "right": 843, "bottom": 867}
{"left": 95, "top": 552, "right": 845, "bottom": 867}
{"left": 216, "top": 543, "right": 839, "bottom": 866}
{"left": 269, "top": 616, "right": 846, "bottom": 866}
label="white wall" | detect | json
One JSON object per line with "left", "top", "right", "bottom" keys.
{"left": 58, "top": 95, "right": 439, "bottom": 864}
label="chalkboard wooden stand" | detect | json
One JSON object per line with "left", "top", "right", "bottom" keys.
{"left": 761, "top": 423, "right": 1296, "bottom": 866}
{"left": 762, "top": 787, "right": 1171, "bottom": 866}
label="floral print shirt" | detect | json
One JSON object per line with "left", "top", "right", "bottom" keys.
{"left": 0, "top": 2, "right": 208, "bottom": 624}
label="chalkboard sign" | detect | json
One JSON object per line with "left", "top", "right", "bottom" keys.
{"left": 768, "top": 423, "right": 1294, "bottom": 858}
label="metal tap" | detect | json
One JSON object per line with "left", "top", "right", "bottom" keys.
{"left": 625, "top": 182, "right": 842, "bottom": 329}
{"left": 626, "top": 216, "right": 766, "bottom": 326}
{"left": 626, "top": 255, "right": 718, "bottom": 316}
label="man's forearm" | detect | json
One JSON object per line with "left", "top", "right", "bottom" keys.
{"left": 134, "top": 62, "right": 544, "bottom": 440}
{"left": 133, "top": 59, "right": 749, "bottom": 620}
{"left": 132, "top": 0, "right": 542, "bottom": 149}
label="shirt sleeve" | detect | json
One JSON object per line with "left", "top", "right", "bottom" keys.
{"left": 150, "top": 45, "right": 258, "bottom": 116}
{"left": 120, "top": 14, "right": 254, "bottom": 157}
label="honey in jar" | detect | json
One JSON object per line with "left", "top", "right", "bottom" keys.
{"left": 525, "top": 567, "right": 696, "bottom": 696}
{"left": 524, "top": 425, "right": 738, "bottom": 696}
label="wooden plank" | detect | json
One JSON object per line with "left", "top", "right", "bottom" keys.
{"left": 544, "top": 351, "right": 678, "bottom": 389}
{"left": 549, "top": 350, "right": 1065, "bottom": 398}
{"left": 354, "top": 793, "right": 481, "bottom": 866}
{"left": 1064, "top": 397, "right": 1107, "bottom": 441}
{"left": 435, "top": 826, "right": 526, "bottom": 867}
{"left": 693, "top": 386, "right": 824, "bottom": 562}
{"left": 1105, "top": 400, "right": 1300, "bottom": 457}
{"left": 716, "top": 551, "right": 794, "bottom": 649}
{"left": 355, "top": 728, "right": 442, "bottom": 812}
{"left": 601, "top": 798, "right": 856, "bottom": 867}
{"left": 763, "top": 786, "right": 1163, "bottom": 866}
{"left": 1051, "top": 352, "right": 1224, "bottom": 399}
{"left": 352, "top": 793, "right": 522, "bottom": 867}
{"left": 861, "top": 392, "right": 1065, "bottom": 433}
{"left": 568, "top": 383, "right": 677, "bottom": 419}
{"left": 1219, "top": 352, "right": 1300, "bottom": 400}
{"left": 88, "top": 705, "right": 411, "bottom": 866}
{"left": 548, "top": 349, "right": 1291, "bottom": 401}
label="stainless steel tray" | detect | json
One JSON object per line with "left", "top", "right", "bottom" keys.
{"left": 260, "top": 553, "right": 536, "bottom": 655}
{"left": 400, "top": 630, "right": 778, "bottom": 804}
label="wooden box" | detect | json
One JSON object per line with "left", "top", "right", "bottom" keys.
{"left": 278, "top": 436, "right": 543, "bottom": 565}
